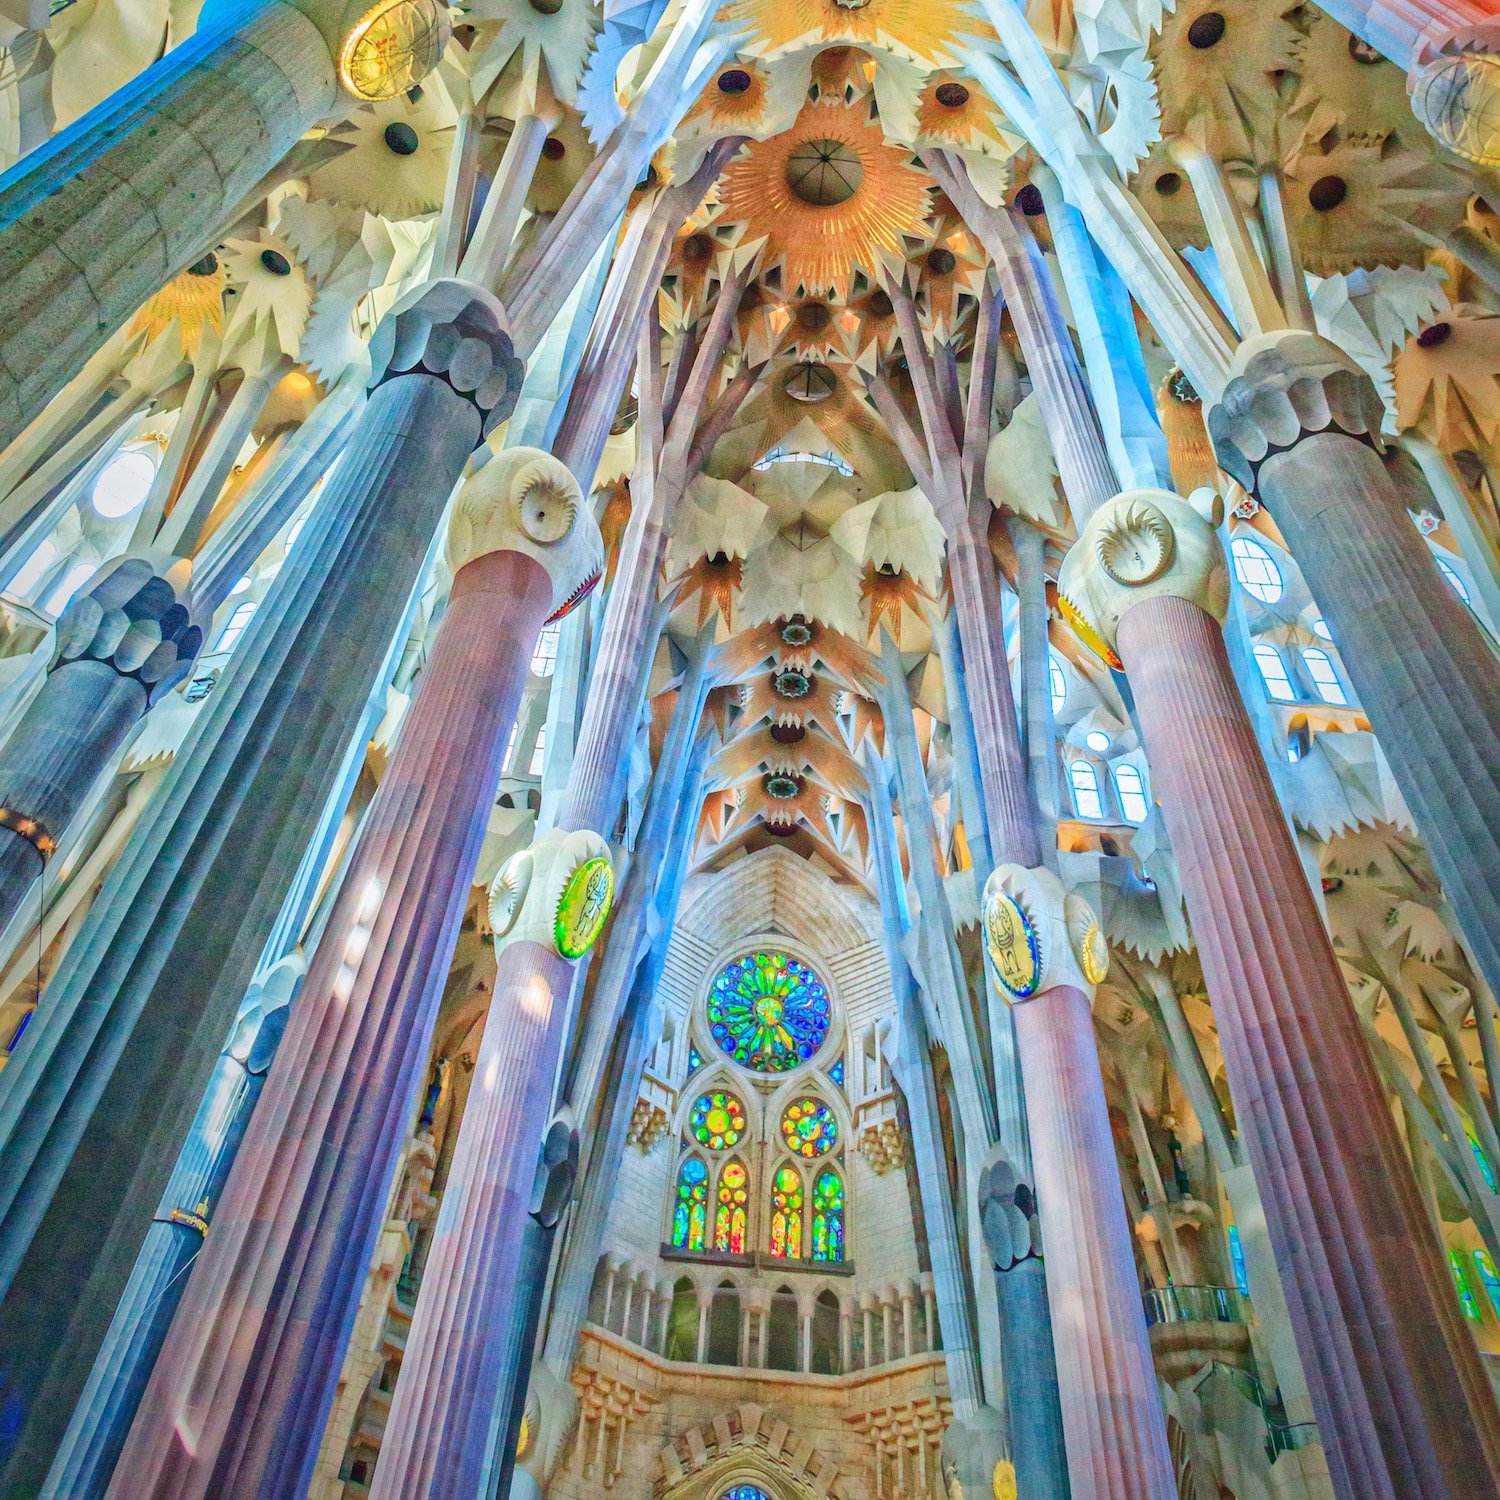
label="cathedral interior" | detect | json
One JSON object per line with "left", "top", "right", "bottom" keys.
{"left": 2, "top": 0, "right": 1500, "bottom": 1498}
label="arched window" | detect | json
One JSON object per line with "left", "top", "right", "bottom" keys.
{"left": 1475, "top": 1249, "right": 1500, "bottom": 1317}
{"left": 766, "top": 1286, "right": 800, "bottom": 1371}
{"left": 811, "top": 1288, "right": 841, "bottom": 1374}
{"left": 530, "top": 621, "right": 560, "bottom": 677}
{"left": 719, "top": 1489, "right": 772, "bottom": 1500}
{"left": 44, "top": 562, "right": 96, "bottom": 617}
{"left": 714, "top": 1159, "right": 749, "bottom": 1254}
{"left": 1113, "top": 763, "right": 1148, "bottom": 823}
{"left": 215, "top": 601, "right": 257, "bottom": 654}
{"left": 1435, "top": 553, "right": 1472, "bottom": 603}
{"left": 770, "top": 1165, "right": 804, "bottom": 1259}
{"left": 92, "top": 449, "right": 156, "bottom": 518}
{"left": 664, "top": 1277, "right": 699, "bottom": 1361}
{"left": 528, "top": 724, "right": 547, "bottom": 776}
{"left": 1450, "top": 1249, "right": 1482, "bottom": 1322}
{"left": 1048, "top": 652, "right": 1067, "bottom": 713}
{"left": 1300, "top": 648, "right": 1347, "bottom": 706}
{"left": 1068, "top": 760, "right": 1104, "bottom": 820}
{"left": 8, "top": 539, "right": 56, "bottom": 598}
{"left": 706, "top": 1280, "right": 740, "bottom": 1364}
{"left": 1252, "top": 643, "right": 1296, "bottom": 702}
{"left": 671, "top": 1156, "right": 709, "bottom": 1251}
{"left": 811, "top": 1167, "right": 845, "bottom": 1263}
{"left": 1230, "top": 535, "right": 1283, "bottom": 603}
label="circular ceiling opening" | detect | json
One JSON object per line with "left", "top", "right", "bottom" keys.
{"left": 934, "top": 82, "right": 970, "bottom": 108}
{"left": 541, "top": 136, "right": 566, "bottom": 160}
{"left": 718, "top": 68, "right": 752, "bottom": 94}
{"left": 797, "top": 301, "right": 832, "bottom": 331}
{"left": 1154, "top": 171, "right": 1182, "bottom": 196}
{"left": 1015, "top": 183, "right": 1045, "bottom": 215}
{"left": 866, "top": 289, "right": 894, "bottom": 317}
{"left": 1308, "top": 175, "right": 1348, "bottom": 212}
{"left": 259, "top": 249, "right": 291, "bottom": 276}
{"left": 771, "top": 722, "right": 807, "bottom": 744}
{"left": 786, "top": 139, "right": 864, "bottom": 206}
{"left": 926, "top": 246, "right": 957, "bottom": 275}
{"left": 683, "top": 232, "right": 715, "bottom": 262}
{"left": 1187, "top": 11, "right": 1226, "bottom": 48}
{"left": 785, "top": 362, "right": 838, "bottom": 402}
{"left": 384, "top": 121, "right": 420, "bottom": 156}
{"left": 188, "top": 252, "right": 219, "bottom": 277}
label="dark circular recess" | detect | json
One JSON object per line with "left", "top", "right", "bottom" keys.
{"left": 774, "top": 668, "right": 812, "bottom": 699}
{"left": 771, "top": 722, "right": 807, "bottom": 744}
{"left": 188, "top": 253, "right": 219, "bottom": 277}
{"left": 786, "top": 139, "right": 864, "bottom": 206}
{"left": 1154, "top": 171, "right": 1182, "bottom": 196}
{"left": 934, "top": 81, "right": 970, "bottom": 108}
{"left": 866, "top": 289, "right": 894, "bottom": 317}
{"left": 530, "top": 0, "right": 564, "bottom": 12}
{"left": 1417, "top": 321, "right": 1454, "bottom": 348}
{"left": 1308, "top": 174, "right": 1347, "bottom": 212}
{"left": 780, "top": 619, "right": 814, "bottom": 646}
{"left": 926, "top": 246, "right": 957, "bottom": 275}
{"left": 1348, "top": 35, "right": 1382, "bottom": 64}
{"left": 259, "top": 249, "right": 291, "bottom": 276}
{"left": 876, "top": 561, "right": 899, "bottom": 577}
{"left": 797, "top": 301, "right": 832, "bottom": 331}
{"left": 683, "top": 232, "right": 715, "bottom": 262}
{"left": 718, "top": 68, "right": 753, "bottom": 94}
{"left": 765, "top": 821, "right": 797, "bottom": 836}
{"left": 1015, "top": 183, "right": 1045, "bottom": 215}
{"left": 542, "top": 136, "right": 567, "bottom": 161}
{"left": 708, "top": 550, "right": 732, "bottom": 567}
{"left": 384, "top": 122, "right": 420, "bottom": 156}
{"left": 406, "top": 85, "right": 425, "bottom": 103}
{"left": 764, "top": 773, "right": 802, "bottom": 799}
{"left": 1187, "top": 11, "right": 1225, "bottom": 48}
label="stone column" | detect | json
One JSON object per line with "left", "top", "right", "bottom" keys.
{"left": 1062, "top": 486, "right": 1500, "bottom": 1500}
{"left": 105, "top": 448, "right": 598, "bottom": 1500}
{"left": 0, "top": 554, "right": 202, "bottom": 920}
{"left": 0, "top": 0, "right": 448, "bottom": 450}
{"left": 1209, "top": 331, "right": 1500, "bottom": 1004}
{"left": 984, "top": 863, "right": 1176, "bottom": 1500}
{"left": 0, "top": 280, "right": 523, "bottom": 1498}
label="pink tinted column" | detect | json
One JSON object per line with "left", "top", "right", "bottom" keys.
{"left": 106, "top": 546, "right": 555, "bottom": 1500}
{"left": 1118, "top": 593, "right": 1500, "bottom": 1500}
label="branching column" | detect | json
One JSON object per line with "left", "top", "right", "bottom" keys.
{"left": 1062, "top": 486, "right": 1500, "bottom": 1500}
{"left": 0, "top": 281, "right": 523, "bottom": 1498}
{"left": 1209, "top": 331, "right": 1500, "bottom": 1018}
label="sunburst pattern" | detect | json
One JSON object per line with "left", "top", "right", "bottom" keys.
{"left": 716, "top": 99, "right": 934, "bottom": 297}
{"left": 740, "top": 0, "right": 995, "bottom": 70}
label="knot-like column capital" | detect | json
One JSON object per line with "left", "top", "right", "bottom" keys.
{"left": 1057, "top": 486, "right": 1229, "bottom": 661}
{"left": 982, "top": 863, "right": 1107, "bottom": 1003}
{"left": 447, "top": 446, "right": 603, "bottom": 622}
{"left": 978, "top": 1147, "right": 1041, "bottom": 1270}
{"left": 1411, "top": 23, "right": 1500, "bottom": 167}
{"left": 488, "top": 828, "right": 614, "bottom": 960}
{"left": 50, "top": 551, "right": 205, "bottom": 704}
{"left": 368, "top": 278, "right": 525, "bottom": 441}
{"left": 1206, "top": 329, "right": 1386, "bottom": 495}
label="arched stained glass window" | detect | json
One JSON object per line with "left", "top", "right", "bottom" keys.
{"left": 1113, "top": 763, "right": 1148, "bottom": 823}
{"left": 1475, "top": 1248, "right": 1500, "bottom": 1317}
{"left": 1436, "top": 553, "right": 1472, "bottom": 603}
{"left": 1230, "top": 535, "right": 1283, "bottom": 603}
{"left": 1301, "top": 648, "right": 1348, "bottom": 706}
{"left": 1253, "top": 643, "right": 1296, "bottom": 702}
{"left": 215, "top": 601, "right": 257, "bottom": 655}
{"left": 1069, "top": 760, "right": 1103, "bottom": 820}
{"left": 812, "top": 1168, "right": 845, "bottom": 1263}
{"left": 672, "top": 1156, "right": 708, "bottom": 1251}
{"left": 690, "top": 1090, "right": 746, "bottom": 1150}
{"left": 719, "top": 1487, "right": 772, "bottom": 1500}
{"left": 1450, "top": 1249, "right": 1482, "bottom": 1322}
{"left": 770, "top": 1165, "right": 803, "bottom": 1259}
{"left": 714, "top": 1159, "right": 748, "bottom": 1254}
{"left": 1048, "top": 652, "right": 1067, "bottom": 713}
{"left": 708, "top": 952, "right": 829, "bottom": 1072}
{"left": 780, "top": 1097, "right": 837, "bottom": 1158}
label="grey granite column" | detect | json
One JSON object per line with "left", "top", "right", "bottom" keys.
{"left": 0, "top": 554, "right": 202, "bottom": 925}
{"left": 1209, "top": 329, "right": 1500, "bottom": 1007}
{"left": 0, "top": 279, "right": 521, "bottom": 1498}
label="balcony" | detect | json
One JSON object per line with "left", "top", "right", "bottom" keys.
{"left": 1143, "top": 1284, "right": 1255, "bottom": 1386}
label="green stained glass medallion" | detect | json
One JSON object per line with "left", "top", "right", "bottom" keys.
{"left": 690, "top": 1090, "right": 746, "bottom": 1150}
{"left": 708, "top": 952, "right": 830, "bottom": 1072}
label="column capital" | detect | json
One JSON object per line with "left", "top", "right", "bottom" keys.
{"left": 981, "top": 863, "right": 1107, "bottom": 1003}
{"left": 447, "top": 446, "right": 603, "bottom": 621}
{"left": 369, "top": 278, "right": 525, "bottom": 441}
{"left": 1057, "top": 486, "right": 1229, "bottom": 663}
{"left": 50, "top": 551, "right": 205, "bottom": 704}
{"left": 1206, "top": 329, "right": 1386, "bottom": 495}
{"left": 1411, "top": 23, "right": 1500, "bottom": 167}
{"left": 489, "top": 828, "right": 614, "bottom": 961}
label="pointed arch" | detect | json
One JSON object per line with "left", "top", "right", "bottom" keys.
{"left": 714, "top": 1157, "right": 750, "bottom": 1254}
{"left": 811, "top": 1166, "right": 845, "bottom": 1263}
{"left": 770, "top": 1164, "right": 804, "bottom": 1259}
{"left": 671, "top": 1154, "right": 710, "bottom": 1251}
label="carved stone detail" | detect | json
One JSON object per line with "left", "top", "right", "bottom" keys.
{"left": 1206, "top": 329, "right": 1387, "bottom": 495}
{"left": 447, "top": 446, "right": 604, "bottom": 620}
{"left": 1058, "top": 486, "right": 1230, "bottom": 656}
{"left": 487, "top": 827, "right": 612, "bottom": 957}
{"left": 368, "top": 278, "right": 526, "bottom": 439}
{"left": 51, "top": 551, "right": 205, "bottom": 704}
{"left": 981, "top": 863, "right": 1104, "bottom": 1001}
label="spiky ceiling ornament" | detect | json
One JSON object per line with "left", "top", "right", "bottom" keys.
{"left": 680, "top": 53, "right": 810, "bottom": 144}
{"left": 716, "top": 98, "right": 935, "bottom": 298}
{"left": 1394, "top": 307, "right": 1500, "bottom": 453}
{"left": 305, "top": 92, "right": 456, "bottom": 220}
{"left": 739, "top": 0, "right": 995, "bottom": 70}
{"left": 130, "top": 252, "right": 225, "bottom": 356}
{"left": 220, "top": 230, "right": 314, "bottom": 364}
{"left": 465, "top": 0, "right": 602, "bottom": 106}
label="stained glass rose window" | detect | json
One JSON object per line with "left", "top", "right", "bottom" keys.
{"left": 690, "top": 1090, "right": 747, "bottom": 1150}
{"left": 780, "top": 1097, "right": 837, "bottom": 1158}
{"left": 708, "top": 952, "right": 829, "bottom": 1072}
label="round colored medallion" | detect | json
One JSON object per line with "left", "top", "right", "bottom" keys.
{"left": 708, "top": 952, "right": 830, "bottom": 1072}
{"left": 1078, "top": 921, "right": 1109, "bottom": 985}
{"left": 554, "top": 856, "right": 613, "bottom": 959}
{"left": 985, "top": 891, "right": 1041, "bottom": 999}
{"left": 689, "top": 1090, "right": 747, "bottom": 1150}
{"left": 781, "top": 1097, "right": 838, "bottom": 1158}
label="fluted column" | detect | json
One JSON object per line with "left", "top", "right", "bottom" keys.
{"left": 0, "top": 0, "right": 448, "bottom": 450}
{"left": 1063, "top": 486, "right": 1500, "bottom": 1500}
{"left": 105, "top": 447, "right": 598, "bottom": 1500}
{"left": 1209, "top": 330, "right": 1500, "bottom": 1011}
{"left": 0, "top": 554, "right": 202, "bottom": 924}
{"left": 984, "top": 864, "right": 1175, "bottom": 1500}
{"left": 0, "top": 280, "right": 523, "bottom": 1497}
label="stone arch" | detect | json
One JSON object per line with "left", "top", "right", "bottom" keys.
{"left": 652, "top": 1403, "right": 850, "bottom": 1500}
